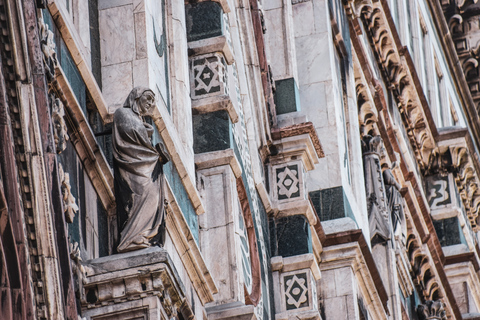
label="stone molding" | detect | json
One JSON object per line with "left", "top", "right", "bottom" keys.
{"left": 270, "top": 122, "right": 324, "bottom": 159}
{"left": 188, "top": 35, "right": 234, "bottom": 65}
{"left": 270, "top": 132, "right": 320, "bottom": 171}
{"left": 53, "top": 65, "right": 116, "bottom": 212}
{"left": 194, "top": 148, "right": 242, "bottom": 178}
{"left": 47, "top": 0, "right": 110, "bottom": 120}
{"left": 164, "top": 181, "right": 218, "bottom": 304}
{"left": 444, "top": 259, "right": 480, "bottom": 313}
{"left": 80, "top": 247, "right": 193, "bottom": 319}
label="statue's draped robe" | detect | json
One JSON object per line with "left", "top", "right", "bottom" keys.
{"left": 113, "top": 107, "right": 166, "bottom": 252}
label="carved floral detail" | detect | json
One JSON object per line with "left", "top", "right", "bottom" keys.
{"left": 416, "top": 300, "right": 447, "bottom": 320}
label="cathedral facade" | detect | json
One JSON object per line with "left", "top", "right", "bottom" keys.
{"left": 1, "top": 0, "right": 480, "bottom": 319}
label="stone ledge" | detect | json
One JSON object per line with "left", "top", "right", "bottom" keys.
{"left": 184, "top": 0, "right": 231, "bottom": 13}
{"left": 206, "top": 302, "right": 256, "bottom": 320}
{"left": 271, "top": 253, "right": 321, "bottom": 281}
{"left": 188, "top": 35, "right": 234, "bottom": 65}
{"left": 81, "top": 247, "right": 190, "bottom": 318}
{"left": 270, "top": 133, "right": 320, "bottom": 171}
{"left": 194, "top": 148, "right": 242, "bottom": 177}
{"left": 275, "top": 310, "right": 321, "bottom": 320}
{"left": 192, "top": 94, "right": 239, "bottom": 123}
{"left": 275, "top": 199, "right": 317, "bottom": 226}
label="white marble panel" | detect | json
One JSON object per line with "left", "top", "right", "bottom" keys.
{"left": 134, "top": 11, "right": 147, "bottom": 59}
{"left": 334, "top": 267, "right": 354, "bottom": 296}
{"left": 264, "top": 8, "right": 288, "bottom": 79}
{"left": 313, "top": 0, "right": 328, "bottom": 33}
{"left": 132, "top": 58, "right": 149, "bottom": 88}
{"left": 101, "top": 61, "right": 133, "bottom": 110}
{"left": 299, "top": 82, "right": 327, "bottom": 127}
{"left": 293, "top": 1, "right": 315, "bottom": 38}
{"left": 99, "top": 4, "right": 135, "bottom": 66}
{"left": 295, "top": 32, "right": 332, "bottom": 85}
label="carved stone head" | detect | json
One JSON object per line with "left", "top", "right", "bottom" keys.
{"left": 123, "top": 87, "right": 156, "bottom": 117}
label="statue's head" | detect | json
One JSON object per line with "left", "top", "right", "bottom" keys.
{"left": 124, "top": 87, "right": 156, "bottom": 117}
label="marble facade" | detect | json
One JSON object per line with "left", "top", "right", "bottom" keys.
{"left": 3, "top": 0, "right": 480, "bottom": 319}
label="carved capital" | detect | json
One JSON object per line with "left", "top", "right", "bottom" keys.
{"left": 416, "top": 300, "right": 447, "bottom": 320}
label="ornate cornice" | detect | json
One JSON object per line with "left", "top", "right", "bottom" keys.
{"left": 346, "top": 0, "right": 436, "bottom": 171}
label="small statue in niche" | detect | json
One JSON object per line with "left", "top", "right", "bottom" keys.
{"left": 382, "top": 162, "right": 405, "bottom": 239}
{"left": 362, "top": 135, "right": 390, "bottom": 243}
{"left": 38, "top": 15, "right": 58, "bottom": 81}
{"left": 113, "top": 87, "right": 170, "bottom": 253}
{"left": 51, "top": 95, "right": 69, "bottom": 154}
{"left": 59, "top": 164, "right": 79, "bottom": 223}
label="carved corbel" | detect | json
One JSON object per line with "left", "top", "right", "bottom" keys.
{"left": 356, "top": 80, "right": 379, "bottom": 137}
{"left": 416, "top": 300, "right": 447, "bottom": 320}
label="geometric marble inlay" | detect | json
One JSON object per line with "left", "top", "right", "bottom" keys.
{"left": 276, "top": 164, "right": 300, "bottom": 200}
{"left": 284, "top": 273, "right": 309, "bottom": 310}
{"left": 190, "top": 53, "right": 228, "bottom": 99}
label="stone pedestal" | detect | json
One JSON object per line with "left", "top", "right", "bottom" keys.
{"left": 79, "top": 247, "right": 193, "bottom": 320}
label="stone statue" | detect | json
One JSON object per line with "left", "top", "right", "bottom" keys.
{"left": 113, "top": 87, "right": 170, "bottom": 253}
{"left": 362, "top": 135, "right": 390, "bottom": 244}
{"left": 382, "top": 162, "right": 405, "bottom": 238}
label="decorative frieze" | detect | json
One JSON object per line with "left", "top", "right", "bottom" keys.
{"left": 424, "top": 142, "right": 480, "bottom": 231}
{"left": 38, "top": 14, "right": 58, "bottom": 81}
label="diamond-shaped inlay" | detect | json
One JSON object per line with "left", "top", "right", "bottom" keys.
{"left": 276, "top": 165, "right": 300, "bottom": 200}
{"left": 191, "top": 53, "right": 228, "bottom": 99}
{"left": 284, "top": 273, "right": 309, "bottom": 310}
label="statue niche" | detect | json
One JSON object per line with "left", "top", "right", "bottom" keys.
{"left": 362, "top": 135, "right": 390, "bottom": 244}
{"left": 383, "top": 162, "right": 406, "bottom": 240}
{"left": 113, "top": 87, "right": 170, "bottom": 253}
